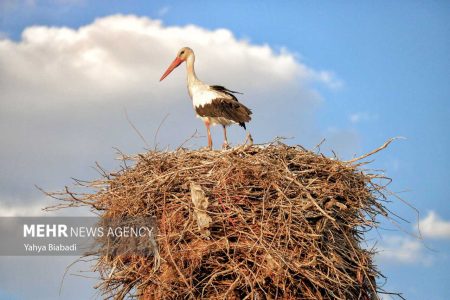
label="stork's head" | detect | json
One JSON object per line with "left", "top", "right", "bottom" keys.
{"left": 160, "top": 47, "right": 193, "bottom": 81}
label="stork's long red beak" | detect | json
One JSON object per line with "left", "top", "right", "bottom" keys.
{"left": 160, "top": 57, "right": 183, "bottom": 81}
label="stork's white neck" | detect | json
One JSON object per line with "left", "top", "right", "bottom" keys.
{"left": 186, "top": 54, "right": 198, "bottom": 85}
{"left": 186, "top": 53, "right": 202, "bottom": 99}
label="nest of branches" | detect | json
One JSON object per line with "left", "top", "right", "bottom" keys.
{"left": 48, "top": 140, "right": 398, "bottom": 300}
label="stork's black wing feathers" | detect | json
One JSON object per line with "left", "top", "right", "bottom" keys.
{"left": 210, "top": 85, "right": 243, "bottom": 94}
{"left": 210, "top": 85, "right": 243, "bottom": 101}
{"left": 195, "top": 98, "right": 252, "bottom": 129}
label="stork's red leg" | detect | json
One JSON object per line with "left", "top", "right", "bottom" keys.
{"left": 204, "top": 120, "right": 212, "bottom": 150}
{"left": 222, "top": 125, "right": 229, "bottom": 149}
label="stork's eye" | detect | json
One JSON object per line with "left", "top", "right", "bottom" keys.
{"left": 179, "top": 50, "right": 185, "bottom": 56}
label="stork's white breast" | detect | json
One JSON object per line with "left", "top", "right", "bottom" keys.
{"left": 190, "top": 82, "right": 235, "bottom": 107}
{"left": 190, "top": 86, "right": 218, "bottom": 108}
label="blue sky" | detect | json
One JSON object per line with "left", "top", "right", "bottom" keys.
{"left": 1, "top": 1, "right": 449, "bottom": 299}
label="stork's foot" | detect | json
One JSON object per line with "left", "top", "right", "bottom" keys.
{"left": 222, "top": 141, "right": 230, "bottom": 150}
{"left": 200, "top": 145, "right": 213, "bottom": 151}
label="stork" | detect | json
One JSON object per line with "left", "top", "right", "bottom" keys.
{"left": 160, "top": 47, "right": 252, "bottom": 150}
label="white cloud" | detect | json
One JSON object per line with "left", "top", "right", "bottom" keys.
{"left": 0, "top": 15, "right": 333, "bottom": 110}
{"left": 313, "top": 70, "right": 342, "bottom": 89}
{"left": 420, "top": 211, "right": 450, "bottom": 239}
{"left": 349, "top": 112, "right": 378, "bottom": 124}
{"left": 157, "top": 6, "right": 170, "bottom": 17}
{"left": 376, "top": 235, "right": 433, "bottom": 266}
{"left": 375, "top": 211, "right": 450, "bottom": 266}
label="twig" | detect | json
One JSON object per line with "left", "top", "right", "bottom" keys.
{"left": 345, "top": 137, "right": 405, "bottom": 164}
{"left": 123, "top": 108, "right": 150, "bottom": 148}
{"left": 153, "top": 113, "right": 170, "bottom": 150}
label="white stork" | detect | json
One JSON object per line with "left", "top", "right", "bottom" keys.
{"left": 160, "top": 47, "right": 252, "bottom": 150}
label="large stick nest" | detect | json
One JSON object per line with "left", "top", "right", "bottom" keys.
{"left": 48, "top": 141, "right": 396, "bottom": 300}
